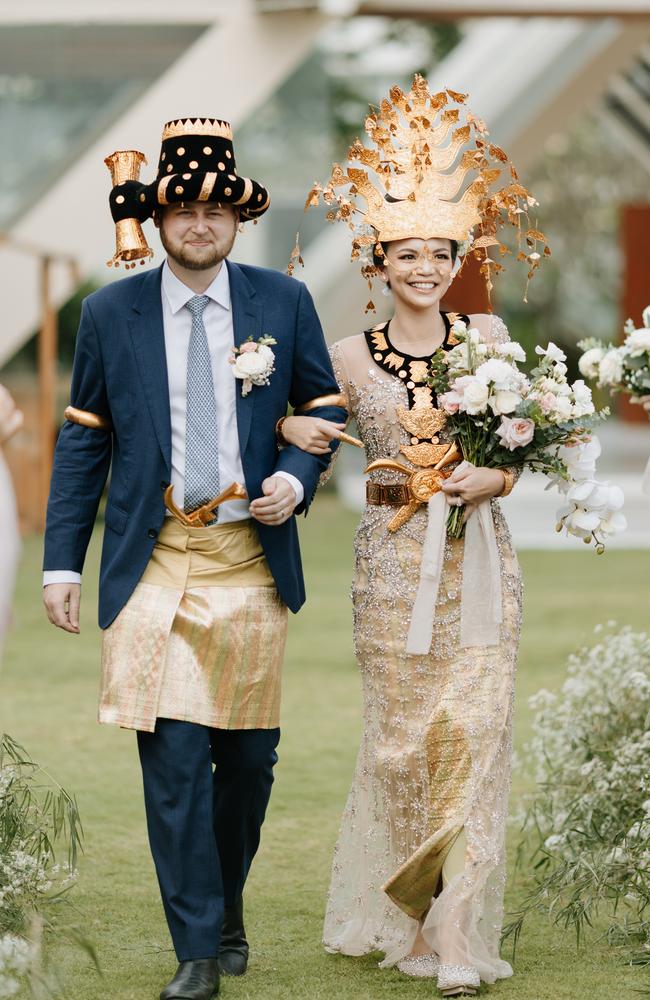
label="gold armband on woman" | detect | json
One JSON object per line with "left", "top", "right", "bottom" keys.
{"left": 499, "top": 467, "right": 516, "bottom": 498}
{"left": 294, "top": 393, "right": 347, "bottom": 414}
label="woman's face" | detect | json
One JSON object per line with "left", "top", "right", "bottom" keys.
{"left": 379, "top": 237, "right": 454, "bottom": 309}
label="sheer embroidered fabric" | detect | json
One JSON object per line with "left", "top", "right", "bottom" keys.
{"left": 322, "top": 315, "right": 521, "bottom": 986}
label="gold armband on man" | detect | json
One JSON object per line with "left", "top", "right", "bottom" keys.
{"left": 64, "top": 406, "right": 113, "bottom": 431}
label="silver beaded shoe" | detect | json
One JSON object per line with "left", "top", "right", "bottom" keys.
{"left": 437, "top": 963, "right": 481, "bottom": 996}
{"left": 396, "top": 954, "right": 440, "bottom": 978}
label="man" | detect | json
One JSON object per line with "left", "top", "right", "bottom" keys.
{"left": 43, "top": 118, "right": 346, "bottom": 1000}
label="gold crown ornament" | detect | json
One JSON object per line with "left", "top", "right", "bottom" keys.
{"left": 105, "top": 117, "right": 270, "bottom": 268}
{"left": 290, "top": 75, "right": 549, "bottom": 306}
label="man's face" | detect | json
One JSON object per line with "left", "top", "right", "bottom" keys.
{"left": 157, "top": 201, "right": 238, "bottom": 270}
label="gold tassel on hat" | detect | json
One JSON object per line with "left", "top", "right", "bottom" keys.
{"left": 104, "top": 150, "right": 155, "bottom": 269}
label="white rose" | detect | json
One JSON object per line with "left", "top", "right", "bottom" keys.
{"left": 256, "top": 344, "right": 275, "bottom": 366}
{"left": 475, "top": 358, "right": 523, "bottom": 391}
{"left": 455, "top": 375, "right": 489, "bottom": 414}
{"left": 625, "top": 328, "right": 650, "bottom": 357}
{"left": 578, "top": 346, "right": 604, "bottom": 379}
{"left": 233, "top": 351, "right": 268, "bottom": 379}
{"left": 495, "top": 341, "right": 526, "bottom": 362}
{"left": 490, "top": 389, "right": 521, "bottom": 415}
{"left": 598, "top": 349, "right": 624, "bottom": 387}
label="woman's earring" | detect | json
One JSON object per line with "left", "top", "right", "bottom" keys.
{"left": 382, "top": 284, "right": 392, "bottom": 297}
{"left": 238, "top": 222, "right": 245, "bottom": 234}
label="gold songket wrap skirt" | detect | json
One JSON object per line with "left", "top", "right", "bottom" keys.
{"left": 99, "top": 518, "right": 288, "bottom": 733}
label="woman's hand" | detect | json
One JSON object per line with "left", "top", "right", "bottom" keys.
{"left": 280, "top": 416, "right": 346, "bottom": 455}
{"left": 441, "top": 465, "right": 505, "bottom": 513}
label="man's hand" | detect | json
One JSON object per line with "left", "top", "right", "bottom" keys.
{"left": 43, "top": 583, "right": 81, "bottom": 634}
{"left": 249, "top": 476, "right": 297, "bottom": 526}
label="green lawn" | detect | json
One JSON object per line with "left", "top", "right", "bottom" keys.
{"left": 2, "top": 496, "right": 648, "bottom": 999}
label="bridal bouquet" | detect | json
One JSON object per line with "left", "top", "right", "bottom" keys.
{"left": 578, "top": 306, "right": 650, "bottom": 399}
{"left": 428, "top": 321, "right": 625, "bottom": 549}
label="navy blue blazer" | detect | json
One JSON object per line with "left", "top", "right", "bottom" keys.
{"left": 44, "top": 261, "right": 346, "bottom": 628}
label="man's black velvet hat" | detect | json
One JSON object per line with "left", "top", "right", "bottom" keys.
{"left": 105, "top": 118, "right": 269, "bottom": 267}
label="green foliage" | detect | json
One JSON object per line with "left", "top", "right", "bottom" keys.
{"left": 0, "top": 735, "right": 96, "bottom": 995}
{"left": 505, "top": 628, "right": 650, "bottom": 970}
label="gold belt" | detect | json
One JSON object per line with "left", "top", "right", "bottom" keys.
{"left": 364, "top": 441, "right": 461, "bottom": 532}
{"left": 366, "top": 482, "right": 411, "bottom": 506}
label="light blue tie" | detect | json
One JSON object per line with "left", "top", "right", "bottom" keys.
{"left": 184, "top": 294, "right": 221, "bottom": 520}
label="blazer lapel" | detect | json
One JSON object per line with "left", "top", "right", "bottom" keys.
{"left": 128, "top": 265, "right": 172, "bottom": 472}
{"left": 227, "top": 259, "right": 261, "bottom": 457}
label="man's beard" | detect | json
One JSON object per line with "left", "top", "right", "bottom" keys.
{"left": 159, "top": 227, "right": 236, "bottom": 271}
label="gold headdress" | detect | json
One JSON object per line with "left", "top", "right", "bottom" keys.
{"left": 291, "top": 75, "right": 549, "bottom": 305}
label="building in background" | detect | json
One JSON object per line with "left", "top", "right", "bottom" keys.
{"left": 0, "top": 0, "right": 648, "bottom": 532}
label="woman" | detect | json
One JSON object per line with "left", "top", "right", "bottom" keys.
{"left": 279, "top": 80, "right": 535, "bottom": 996}
{"left": 0, "top": 384, "right": 23, "bottom": 656}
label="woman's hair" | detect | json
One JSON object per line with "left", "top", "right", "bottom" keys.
{"left": 373, "top": 238, "right": 459, "bottom": 270}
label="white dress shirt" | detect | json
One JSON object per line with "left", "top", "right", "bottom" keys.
{"left": 44, "top": 260, "right": 301, "bottom": 587}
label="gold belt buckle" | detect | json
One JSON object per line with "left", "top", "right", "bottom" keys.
{"left": 163, "top": 482, "right": 248, "bottom": 527}
{"left": 364, "top": 442, "right": 461, "bottom": 532}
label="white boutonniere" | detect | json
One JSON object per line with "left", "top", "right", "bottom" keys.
{"left": 229, "top": 335, "right": 277, "bottom": 397}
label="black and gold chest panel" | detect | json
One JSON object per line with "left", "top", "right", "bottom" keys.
{"left": 364, "top": 312, "right": 469, "bottom": 409}
{"left": 364, "top": 312, "right": 469, "bottom": 466}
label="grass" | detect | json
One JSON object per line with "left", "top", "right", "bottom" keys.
{"left": 2, "top": 495, "right": 648, "bottom": 999}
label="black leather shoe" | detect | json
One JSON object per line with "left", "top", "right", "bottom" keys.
{"left": 218, "top": 898, "right": 249, "bottom": 976}
{"left": 160, "top": 959, "right": 219, "bottom": 999}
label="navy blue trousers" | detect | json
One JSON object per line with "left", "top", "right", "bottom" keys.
{"left": 137, "top": 719, "right": 280, "bottom": 961}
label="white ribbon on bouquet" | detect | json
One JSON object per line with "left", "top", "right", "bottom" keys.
{"left": 406, "top": 461, "right": 502, "bottom": 655}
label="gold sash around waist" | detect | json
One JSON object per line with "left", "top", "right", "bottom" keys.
{"left": 141, "top": 517, "right": 275, "bottom": 589}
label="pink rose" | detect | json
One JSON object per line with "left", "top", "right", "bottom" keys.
{"left": 496, "top": 415, "right": 535, "bottom": 451}
{"left": 538, "top": 392, "right": 557, "bottom": 414}
{"left": 438, "top": 390, "right": 462, "bottom": 414}
{"left": 239, "top": 341, "right": 259, "bottom": 353}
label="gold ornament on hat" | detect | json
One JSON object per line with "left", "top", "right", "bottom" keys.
{"left": 162, "top": 118, "right": 233, "bottom": 141}
{"left": 104, "top": 150, "right": 154, "bottom": 269}
{"left": 298, "top": 75, "right": 549, "bottom": 302}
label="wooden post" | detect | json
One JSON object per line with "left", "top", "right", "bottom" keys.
{"left": 38, "top": 256, "right": 57, "bottom": 526}
{"left": 619, "top": 204, "right": 650, "bottom": 423}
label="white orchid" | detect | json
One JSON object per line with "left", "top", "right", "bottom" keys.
{"left": 556, "top": 476, "right": 626, "bottom": 551}
{"left": 535, "top": 341, "right": 567, "bottom": 364}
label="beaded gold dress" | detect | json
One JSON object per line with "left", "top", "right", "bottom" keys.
{"left": 323, "top": 312, "right": 522, "bottom": 987}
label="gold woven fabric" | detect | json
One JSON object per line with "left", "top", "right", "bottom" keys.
{"left": 99, "top": 519, "right": 287, "bottom": 733}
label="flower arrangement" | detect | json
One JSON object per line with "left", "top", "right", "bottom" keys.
{"left": 428, "top": 321, "right": 625, "bottom": 548}
{"left": 578, "top": 305, "right": 650, "bottom": 399}
{"left": 0, "top": 735, "right": 94, "bottom": 995}
{"left": 230, "top": 335, "right": 277, "bottom": 397}
{"left": 505, "top": 626, "right": 650, "bottom": 966}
